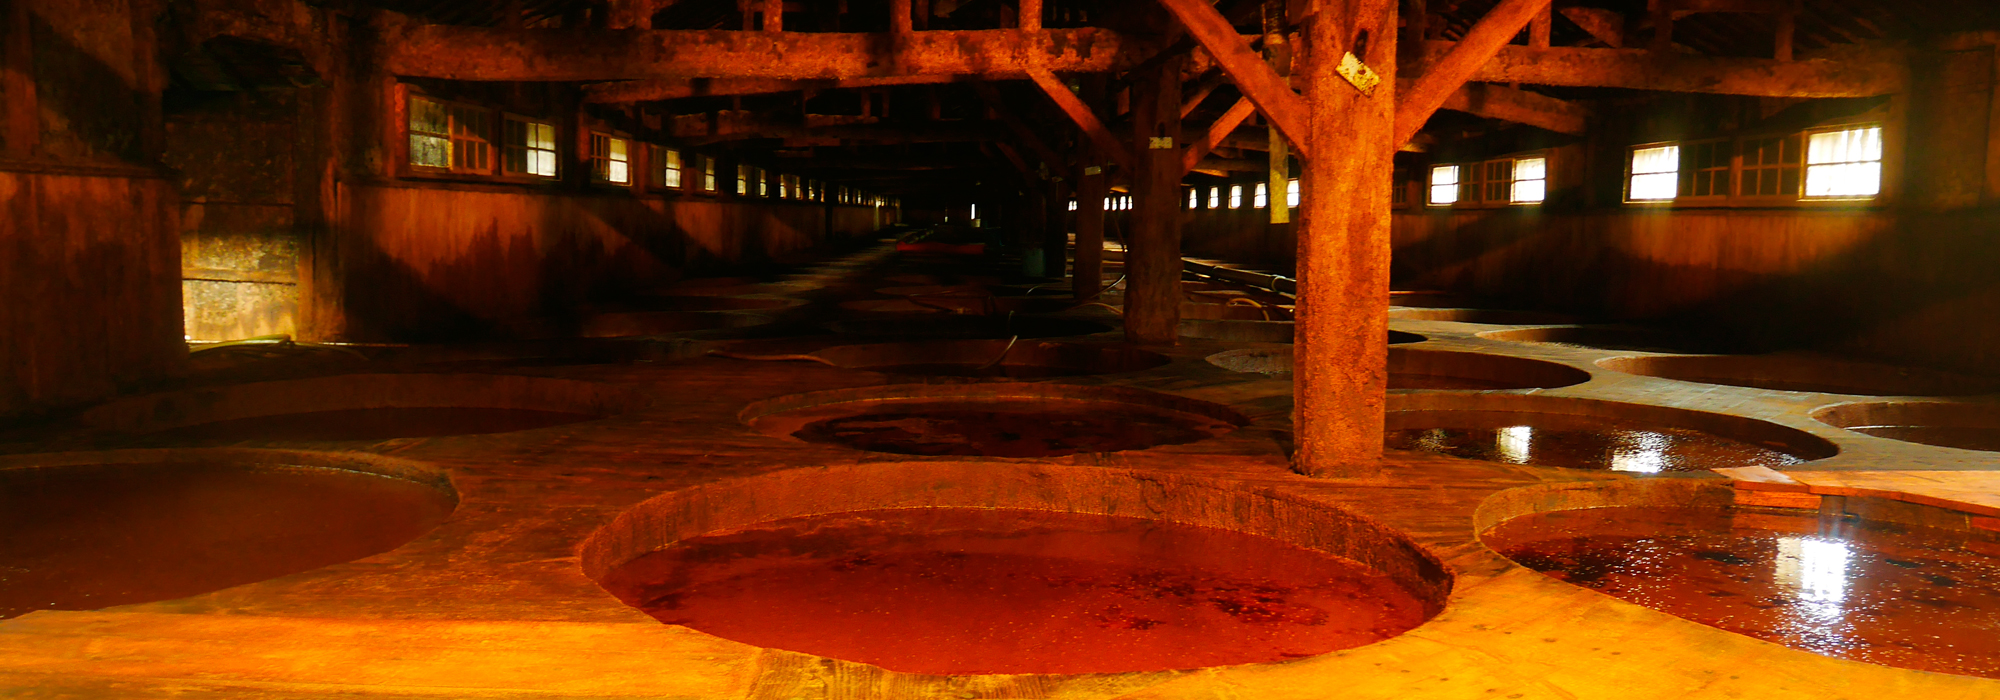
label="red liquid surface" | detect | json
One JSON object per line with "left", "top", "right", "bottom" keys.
{"left": 790, "top": 400, "right": 1234, "bottom": 457}
{"left": 156, "top": 407, "right": 599, "bottom": 442}
{"left": 600, "top": 508, "right": 1429, "bottom": 674}
{"left": 1387, "top": 412, "right": 1808, "bottom": 471}
{"left": 0, "top": 462, "right": 452, "bottom": 618}
{"left": 1486, "top": 507, "right": 2000, "bottom": 678}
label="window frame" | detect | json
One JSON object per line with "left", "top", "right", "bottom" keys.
{"left": 1427, "top": 164, "right": 1461, "bottom": 207}
{"left": 402, "top": 88, "right": 504, "bottom": 179}
{"left": 588, "top": 131, "right": 633, "bottom": 186}
{"left": 498, "top": 114, "right": 560, "bottom": 182}
{"left": 653, "top": 145, "right": 685, "bottom": 190}
{"left": 1625, "top": 142, "right": 1683, "bottom": 204}
{"left": 1800, "top": 123, "right": 1885, "bottom": 202}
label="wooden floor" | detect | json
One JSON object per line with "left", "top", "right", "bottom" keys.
{"left": 3, "top": 243, "right": 1998, "bottom": 699}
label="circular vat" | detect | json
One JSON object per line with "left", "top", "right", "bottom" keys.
{"left": 1387, "top": 308, "right": 1580, "bottom": 325}
{"left": 825, "top": 316, "right": 1112, "bottom": 340}
{"left": 80, "top": 374, "right": 638, "bottom": 442}
{"left": 1597, "top": 354, "right": 2000, "bottom": 396}
{"left": 1477, "top": 325, "right": 1734, "bottom": 354}
{"left": 812, "top": 339, "right": 1171, "bottom": 378}
{"left": 1813, "top": 401, "right": 2000, "bottom": 452}
{"left": 578, "top": 310, "right": 772, "bottom": 338}
{"left": 1201, "top": 347, "right": 1587, "bottom": 390}
{"left": 1478, "top": 479, "right": 2000, "bottom": 679}
{"left": 1385, "top": 393, "right": 1837, "bottom": 472}
{"left": 582, "top": 463, "right": 1451, "bottom": 675}
{"left": 1180, "top": 319, "right": 1424, "bottom": 346}
{"left": 742, "top": 384, "right": 1247, "bottom": 458}
{"left": 0, "top": 449, "right": 454, "bottom": 619}
{"left": 1388, "top": 291, "right": 1488, "bottom": 309}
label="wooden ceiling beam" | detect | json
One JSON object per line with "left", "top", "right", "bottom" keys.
{"left": 586, "top": 75, "right": 953, "bottom": 103}
{"left": 1396, "top": 0, "right": 1553, "bottom": 147}
{"left": 1434, "top": 82, "right": 1590, "bottom": 135}
{"left": 1438, "top": 41, "right": 1907, "bottom": 97}
{"left": 1153, "top": 0, "right": 1311, "bottom": 160}
{"left": 379, "top": 18, "right": 1139, "bottom": 81}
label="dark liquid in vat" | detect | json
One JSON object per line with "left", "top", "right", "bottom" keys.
{"left": 0, "top": 462, "right": 452, "bottom": 618}
{"left": 1486, "top": 507, "right": 2000, "bottom": 678}
{"left": 156, "top": 407, "right": 599, "bottom": 442}
{"left": 1386, "top": 412, "right": 1807, "bottom": 471}
{"left": 791, "top": 400, "right": 1233, "bottom": 457}
{"left": 601, "top": 508, "right": 1428, "bottom": 674}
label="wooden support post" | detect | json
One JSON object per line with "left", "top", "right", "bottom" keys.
{"left": 1123, "top": 54, "right": 1183, "bottom": 344}
{"left": 1651, "top": 0, "right": 1674, "bottom": 52}
{"left": 1294, "top": 0, "right": 1397, "bottom": 477}
{"left": 1044, "top": 175, "right": 1070, "bottom": 279}
{"left": 1028, "top": 67, "right": 1136, "bottom": 172}
{"left": 1020, "top": 0, "right": 1041, "bottom": 30}
{"left": 1, "top": 0, "right": 38, "bottom": 159}
{"left": 1530, "top": 4, "right": 1551, "bottom": 48}
{"left": 1073, "top": 75, "right": 1109, "bottom": 301}
{"left": 1774, "top": 12, "right": 1794, "bottom": 61}
{"left": 1265, "top": 0, "right": 1291, "bottom": 225}
{"left": 1155, "top": 0, "right": 1313, "bottom": 158}
{"left": 892, "top": 0, "right": 913, "bottom": 34}
{"left": 1394, "top": 0, "right": 1552, "bottom": 146}
{"left": 763, "top": 0, "right": 783, "bottom": 30}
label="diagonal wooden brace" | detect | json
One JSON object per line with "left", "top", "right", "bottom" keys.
{"left": 1027, "top": 67, "right": 1135, "bottom": 172}
{"left": 1154, "top": 0, "right": 1311, "bottom": 160}
{"left": 1182, "top": 97, "right": 1257, "bottom": 175}
{"left": 1394, "top": 0, "right": 1553, "bottom": 146}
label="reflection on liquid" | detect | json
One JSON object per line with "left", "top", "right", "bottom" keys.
{"left": 1486, "top": 506, "right": 2000, "bottom": 678}
{"left": 1388, "top": 412, "right": 1807, "bottom": 471}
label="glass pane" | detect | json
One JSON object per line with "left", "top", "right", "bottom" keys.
{"left": 1229, "top": 185, "right": 1242, "bottom": 208}
{"left": 1629, "top": 172, "right": 1677, "bottom": 201}
{"left": 1808, "top": 126, "right": 1883, "bottom": 165}
{"left": 1805, "top": 162, "right": 1881, "bottom": 198}
{"left": 1430, "top": 165, "right": 1458, "bottom": 186}
{"left": 531, "top": 150, "right": 555, "bottom": 177}
{"left": 409, "top": 98, "right": 447, "bottom": 135}
{"left": 1512, "top": 179, "right": 1545, "bottom": 203}
{"left": 1514, "top": 157, "right": 1546, "bottom": 181}
{"left": 410, "top": 134, "right": 450, "bottom": 167}
{"left": 1430, "top": 183, "right": 1458, "bottom": 205}
{"left": 1630, "top": 146, "right": 1679, "bottom": 176}
{"left": 1287, "top": 179, "right": 1300, "bottom": 207}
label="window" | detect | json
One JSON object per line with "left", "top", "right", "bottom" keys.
{"left": 1428, "top": 165, "right": 1460, "bottom": 206}
{"left": 590, "top": 133, "right": 630, "bottom": 184}
{"left": 1510, "top": 157, "right": 1547, "bottom": 204}
{"left": 1678, "top": 140, "right": 1731, "bottom": 198}
{"left": 1188, "top": 189, "right": 1199, "bottom": 210}
{"left": 1627, "top": 145, "right": 1680, "bottom": 201}
{"left": 450, "top": 105, "right": 491, "bottom": 171}
{"left": 1253, "top": 182, "right": 1268, "bottom": 208}
{"left": 1207, "top": 187, "right": 1221, "bottom": 209}
{"left": 1741, "top": 135, "right": 1802, "bottom": 197}
{"left": 1482, "top": 160, "right": 1512, "bottom": 202}
{"left": 408, "top": 96, "right": 451, "bottom": 169}
{"left": 1228, "top": 185, "right": 1243, "bottom": 209}
{"left": 657, "top": 147, "right": 683, "bottom": 188}
{"left": 1392, "top": 179, "right": 1409, "bottom": 206}
{"left": 700, "top": 156, "right": 717, "bottom": 191}
{"left": 1804, "top": 125, "right": 1883, "bottom": 199}
{"left": 1287, "top": 178, "right": 1300, "bottom": 208}
{"left": 502, "top": 117, "right": 558, "bottom": 178}
{"left": 756, "top": 168, "right": 769, "bottom": 197}
{"left": 1070, "top": 198, "right": 1079, "bottom": 211}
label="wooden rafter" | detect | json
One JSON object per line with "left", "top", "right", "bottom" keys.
{"left": 1181, "top": 97, "right": 1256, "bottom": 175}
{"left": 1026, "top": 67, "right": 1134, "bottom": 172}
{"left": 972, "top": 82, "right": 1067, "bottom": 171}
{"left": 1446, "top": 42, "right": 1908, "bottom": 97}
{"left": 1395, "top": 0, "right": 1552, "bottom": 146}
{"left": 380, "top": 18, "right": 1137, "bottom": 81}
{"left": 1152, "top": 0, "right": 1311, "bottom": 160}
{"left": 586, "top": 75, "right": 952, "bottom": 103}
{"left": 1434, "top": 82, "right": 1590, "bottom": 135}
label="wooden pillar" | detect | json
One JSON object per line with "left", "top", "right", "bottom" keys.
{"left": 762, "top": 0, "right": 783, "bottom": 31}
{"left": 895, "top": 0, "right": 914, "bottom": 33}
{"left": 1293, "top": 0, "right": 1397, "bottom": 477}
{"left": 1019, "top": 0, "right": 1041, "bottom": 30}
{"left": 2, "top": 0, "right": 39, "bottom": 159}
{"left": 1649, "top": 0, "right": 1673, "bottom": 52}
{"left": 1265, "top": 0, "right": 1292, "bottom": 226}
{"left": 1044, "top": 174, "right": 1070, "bottom": 280}
{"left": 1123, "top": 55, "right": 1184, "bottom": 344}
{"left": 1529, "top": 3, "right": 1552, "bottom": 48}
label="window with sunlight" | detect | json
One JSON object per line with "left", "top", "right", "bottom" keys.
{"left": 1228, "top": 185, "right": 1243, "bottom": 209}
{"left": 1804, "top": 126, "right": 1883, "bottom": 199}
{"left": 1511, "top": 157, "right": 1547, "bottom": 204}
{"left": 1628, "top": 145, "right": 1679, "bottom": 201}
{"left": 1428, "top": 165, "right": 1459, "bottom": 205}
{"left": 1253, "top": 182, "right": 1268, "bottom": 208}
